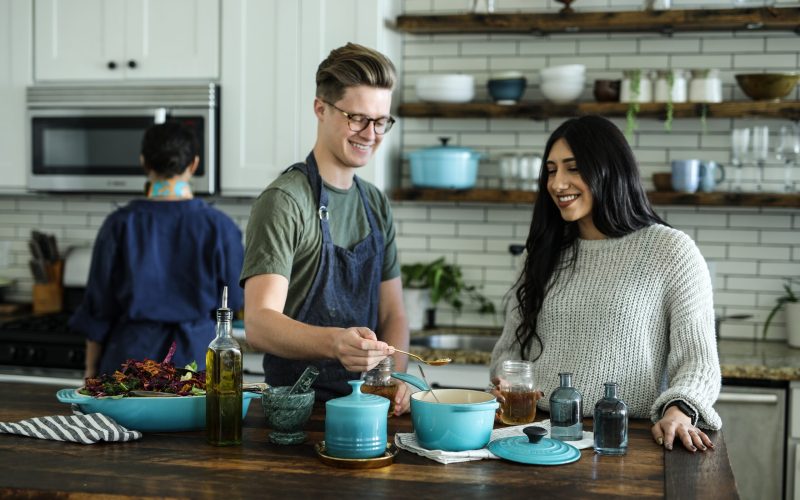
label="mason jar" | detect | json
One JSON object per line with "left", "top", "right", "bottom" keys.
{"left": 361, "top": 357, "right": 398, "bottom": 416}
{"left": 498, "top": 360, "right": 539, "bottom": 425}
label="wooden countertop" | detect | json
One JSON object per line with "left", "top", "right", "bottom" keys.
{"left": 0, "top": 382, "right": 737, "bottom": 499}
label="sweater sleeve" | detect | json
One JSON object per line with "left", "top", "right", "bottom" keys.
{"left": 650, "top": 233, "right": 722, "bottom": 430}
{"left": 490, "top": 293, "right": 524, "bottom": 380}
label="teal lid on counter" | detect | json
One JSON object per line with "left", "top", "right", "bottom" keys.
{"left": 488, "top": 426, "right": 581, "bottom": 465}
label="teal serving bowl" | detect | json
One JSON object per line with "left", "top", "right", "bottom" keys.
{"left": 56, "top": 388, "right": 259, "bottom": 432}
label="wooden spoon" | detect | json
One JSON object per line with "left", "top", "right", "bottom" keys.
{"left": 391, "top": 348, "right": 452, "bottom": 366}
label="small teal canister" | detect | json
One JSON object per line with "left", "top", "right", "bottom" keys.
{"left": 325, "top": 380, "right": 389, "bottom": 459}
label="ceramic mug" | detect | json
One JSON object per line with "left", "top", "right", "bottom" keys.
{"left": 700, "top": 161, "right": 726, "bottom": 193}
{"left": 671, "top": 159, "right": 701, "bottom": 193}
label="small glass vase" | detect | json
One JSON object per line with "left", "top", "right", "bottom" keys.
{"left": 593, "top": 382, "right": 628, "bottom": 455}
{"left": 549, "top": 372, "right": 583, "bottom": 441}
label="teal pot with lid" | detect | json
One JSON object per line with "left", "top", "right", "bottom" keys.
{"left": 391, "top": 372, "right": 498, "bottom": 451}
{"left": 324, "top": 380, "right": 389, "bottom": 459}
{"left": 407, "top": 137, "right": 482, "bottom": 189}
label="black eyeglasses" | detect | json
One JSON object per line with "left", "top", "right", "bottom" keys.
{"left": 323, "top": 100, "right": 395, "bottom": 135}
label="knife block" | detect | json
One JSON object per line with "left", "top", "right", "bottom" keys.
{"left": 33, "top": 260, "right": 63, "bottom": 314}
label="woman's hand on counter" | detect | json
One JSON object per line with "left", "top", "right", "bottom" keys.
{"left": 651, "top": 406, "right": 714, "bottom": 452}
{"left": 393, "top": 382, "right": 411, "bottom": 416}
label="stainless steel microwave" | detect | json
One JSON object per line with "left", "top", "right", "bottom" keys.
{"left": 26, "top": 84, "right": 219, "bottom": 194}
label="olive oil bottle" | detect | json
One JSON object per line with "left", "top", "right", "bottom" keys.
{"left": 206, "top": 286, "right": 243, "bottom": 446}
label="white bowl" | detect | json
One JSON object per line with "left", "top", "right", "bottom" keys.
{"left": 539, "top": 64, "right": 586, "bottom": 81}
{"left": 416, "top": 74, "right": 475, "bottom": 103}
{"left": 541, "top": 81, "right": 585, "bottom": 103}
{"left": 540, "top": 74, "right": 586, "bottom": 85}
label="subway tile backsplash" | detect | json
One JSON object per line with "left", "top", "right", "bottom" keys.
{"left": 0, "top": 0, "right": 798, "bottom": 345}
{"left": 391, "top": 0, "right": 800, "bottom": 340}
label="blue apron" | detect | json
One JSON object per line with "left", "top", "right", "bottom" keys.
{"left": 262, "top": 152, "right": 385, "bottom": 401}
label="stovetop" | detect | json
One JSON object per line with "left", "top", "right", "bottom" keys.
{"left": 0, "top": 312, "right": 85, "bottom": 369}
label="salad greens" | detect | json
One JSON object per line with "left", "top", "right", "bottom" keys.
{"left": 80, "top": 342, "right": 206, "bottom": 398}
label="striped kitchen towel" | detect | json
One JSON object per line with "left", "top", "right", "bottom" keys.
{"left": 0, "top": 413, "right": 142, "bottom": 444}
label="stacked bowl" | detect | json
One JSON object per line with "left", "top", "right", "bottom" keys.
{"left": 487, "top": 71, "right": 527, "bottom": 105}
{"left": 415, "top": 74, "right": 475, "bottom": 103}
{"left": 539, "top": 64, "right": 586, "bottom": 104}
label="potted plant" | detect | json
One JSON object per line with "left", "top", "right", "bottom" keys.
{"left": 401, "top": 257, "right": 495, "bottom": 330}
{"left": 763, "top": 277, "right": 800, "bottom": 347}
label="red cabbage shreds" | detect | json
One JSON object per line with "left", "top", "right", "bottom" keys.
{"left": 79, "top": 343, "right": 205, "bottom": 398}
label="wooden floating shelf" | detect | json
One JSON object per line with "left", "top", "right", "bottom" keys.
{"left": 395, "top": 7, "right": 800, "bottom": 35}
{"left": 392, "top": 188, "right": 800, "bottom": 208}
{"left": 398, "top": 101, "right": 800, "bottom": 121}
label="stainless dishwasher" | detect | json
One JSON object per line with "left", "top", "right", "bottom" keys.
{"left": 714, "top": 384, "right": 787, "bottom": 500}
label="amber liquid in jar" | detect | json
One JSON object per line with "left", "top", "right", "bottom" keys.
{"left": 362, "top": 357, "right": 398, "bottom": 416}
{"left": 361, "top": 383, "right": 398, "bottom": 415}
{"left": 500, "top": 389, "right": 537, "bottom": 425}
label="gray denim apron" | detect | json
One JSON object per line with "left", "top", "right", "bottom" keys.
{"left": 262, "top": 152, "right": 384, "bottom": 401}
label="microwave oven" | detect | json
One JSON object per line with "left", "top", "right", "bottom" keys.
{"left": 26, "top": 83, "right": 219, "bottom": 194}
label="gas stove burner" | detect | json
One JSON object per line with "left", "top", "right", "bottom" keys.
{"left": 0, "top": 312, "right": 85, "bottom": 369}
{"left": 1, "top": 312, "right": 73, "bottom": 335}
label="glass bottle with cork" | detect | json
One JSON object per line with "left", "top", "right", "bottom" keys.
{"left": 549, "top": 372, "right": 583, "bottom": 441}
{"left": 593, "top": 381, "right": 628, "bottom": 455}
{"left": 206, "top": 286, "right": 243, "bottom": 446}
{"left": 361, "top": 357, "right": 398, "bottom": 416}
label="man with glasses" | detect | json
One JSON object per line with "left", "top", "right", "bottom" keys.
{"left": 240, "top": 43, "right": 410, "bottom": 411}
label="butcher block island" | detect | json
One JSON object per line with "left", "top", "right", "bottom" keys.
{"left": 0, "top": 382, "right": 737, "bottom": 499}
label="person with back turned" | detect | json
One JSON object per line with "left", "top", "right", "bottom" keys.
{"left": 69, "top": 122, "right": 244, "bottom": 378}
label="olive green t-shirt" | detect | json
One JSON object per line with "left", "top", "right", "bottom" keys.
{"left": 240, "top": 168, "right": 400, "bottom": 318}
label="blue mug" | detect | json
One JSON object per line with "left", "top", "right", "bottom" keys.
{"left": 671, "top": 159, "right": 701, "bottom": 193}
{"left": 699, "top": 161, "right": 726, "bottom": 193}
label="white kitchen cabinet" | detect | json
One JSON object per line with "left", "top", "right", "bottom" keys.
{"left": 0, "top": 0, "right": 32, "bottom": 192}
{"left": 219, "top": 0, "right": 401, "bottom": 196}
{"left": 714, "top": 385, "right": 786, "bottom": 500}
{"left": 34, "top": 0, "right": 219, "bottom": 82}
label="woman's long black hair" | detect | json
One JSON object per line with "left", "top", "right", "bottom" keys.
{"left": 514, "top": 115, "right": 667, "bottom": 359}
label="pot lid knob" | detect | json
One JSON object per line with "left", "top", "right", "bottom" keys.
{"left": 523, "top": 426, "right": 547, "bottom": 444}
{"left": 438, "top": 137, "right": 451, "bottom": 147}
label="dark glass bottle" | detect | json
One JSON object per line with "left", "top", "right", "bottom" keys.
{"left": 593, "top": 382, "right": 628, "bottom": 455}
{"left": 206, "top": 286, "right": 243, "bottom": 446}
{"left": 549, "top": 372, "right": 583, "bottom": 441}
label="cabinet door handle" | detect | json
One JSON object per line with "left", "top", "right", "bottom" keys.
{"left": 717, "top": 392, "right": 779, "bottom": 404}
{"left": 128, "top": 60, "right": 137, "bottom": 69}
{"left": 107, "top": 61, "right": 117, "bottom": 70}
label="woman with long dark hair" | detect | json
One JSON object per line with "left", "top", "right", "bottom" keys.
{"left": 490, "top": 115, "right": 721, "bottom": 452}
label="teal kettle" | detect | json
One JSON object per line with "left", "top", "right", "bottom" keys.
{"left": 324, "top": 380, "right": 389, "bottom": 459}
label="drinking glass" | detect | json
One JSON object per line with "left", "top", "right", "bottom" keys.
{"left": 751, "top": 126, "right": 769, "bottom": 191}
{"left": 730, "top": 128, "right": 750, "bottom": 192}
{"left": 499, "top": 154, "right": 519, "bottom": 190}
{"left": 776, "top": 124, "right": 800, "bottom": 193}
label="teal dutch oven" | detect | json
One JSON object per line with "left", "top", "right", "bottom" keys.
{"left": 407, "top": 137, "right": 482, "bottom": 189}
{"left": 391, "top": 372, "right": 499, "bottom": 451}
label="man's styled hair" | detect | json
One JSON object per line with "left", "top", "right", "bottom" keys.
{"left": 315, "top": 42, "right": 396, "bottom": 103}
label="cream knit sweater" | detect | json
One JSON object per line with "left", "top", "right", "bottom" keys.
{"left": 491, "top": 224, "right": 722, "bottom": 430}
